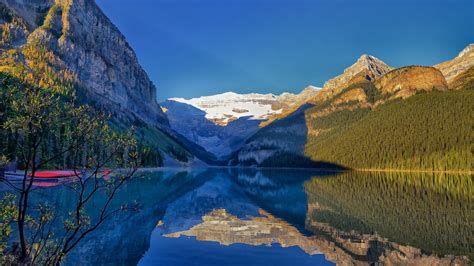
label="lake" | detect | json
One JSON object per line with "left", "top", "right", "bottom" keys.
{"left": 2, "top": 168, "right": 472, "bottom": 265}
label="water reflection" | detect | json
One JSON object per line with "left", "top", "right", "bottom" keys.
{"left": 2, "top": 168, "right": 471, "bottom": 265}
{"left": 304, "top": 171, "right": 473, "bottom": 265}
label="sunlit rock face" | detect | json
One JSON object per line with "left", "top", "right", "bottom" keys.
{"left": 0, "top": 0, "right": 168, "bottom": 127}
{"left": 374, "top": 66, "right": 448, "bottom": 100}
{"left": 314, "top": 54, "right": 393, "bottom": 102}
{"left": 435, "top": 44, "right": 474, "bottom": 85}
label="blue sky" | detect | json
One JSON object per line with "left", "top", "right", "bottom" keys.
{"left": 96, "top": 0, "right": 473, "bottom": 101}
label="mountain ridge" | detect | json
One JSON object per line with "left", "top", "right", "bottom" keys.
{"left": 314, "top": 54, "right": 393, "bottom": 102}
{"left": 231, "top": 47, "right": 471, "bottom": 170}
{"left": 169, "top": 87, "right": 321, "bottom": 126}
{"left": 163, "top": 87, "right": 321, "bottom": 159}
{"left": 435, "top": 43, "right": 474, "bottom": 86}
{"left": 0, "top": 0, "right": 218, "bottom": 166}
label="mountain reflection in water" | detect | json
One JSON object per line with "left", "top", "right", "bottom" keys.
{"left": 3, "top": 168, "right": 471, "bottom": 265}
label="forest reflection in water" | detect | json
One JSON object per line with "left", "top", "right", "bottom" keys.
{"left": 304, "top": 171, "right": 472, "bottom": 265}
{"left": 4, "top": 168, "right": 471, "bottom": 265}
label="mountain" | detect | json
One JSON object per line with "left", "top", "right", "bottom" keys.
{"left": 232, "top": 54, "right": 393, "bottom": 167}
{"left": 170, "top": 87, "right": 320, "bottom": 126}
{"left": 435, "top": 44, "right": 474, "bottom": 87}
{"left": 305, "top": 89, "right": 471, "bottom": 171}
{"left": 0, "top": 0, "right": 212, "bottom": 166}
{"left": 229, "top": 103, "right": 335, "bottom": 168}
{"left": 448, "top": 66, "right": 474, "bottom": 91}
{"left": 170, "top": 92, "right": 282, "bottom": 126}
{"left": 164, "top": 87, "right": 321, "bottom": 159}
{"left": 260, "top": 86, "right": 321, "bottom": 127}
{"left": 314, "top": 54, "right": 393, "bottom": 102}
{"left": 161, "top": 100, "right": 261, "bottom": 159}
{"left": 233, "top": 52, "right": 471, "bottom": 171}
{"left": 0, "top": 0, "right": 166, "bottom": 126}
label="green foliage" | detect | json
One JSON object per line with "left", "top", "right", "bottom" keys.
{"left": 0, "top": 194, "right": 17, "bottom": 256}
{"left": 305, "top": 90, "right": 473, "bottom": 171}
{"left": 41, "top": 5, "right": 61, "bottom": 30}
{"left": 135, "top": 124, "right": 191, "bottom": 165}
{"left": 1, "top": 36, "right": 193, "bottom": 167}
{"left": 0, "top": 70, "right": 141, "bottom": 263}
{"left": 305, "top": 171, "right": 473, "bottom": 259}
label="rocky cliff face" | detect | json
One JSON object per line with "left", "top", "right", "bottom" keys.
{"left": 435, "top": 44, "right": 474, "bottom": 86}
{"left": 0, "top": 0, "right": 216, "bottom": 166}
{"left": 0, "top": 0, "right": 167, "bottom": 127}
{"left": 374, "top": 66, "right": 448, "bottom": 99}
{"left": 315, "top": 54, "right": 393, "bottom": 102}
{"left": 448, "top": 66, "right": 474, "bottom": 90}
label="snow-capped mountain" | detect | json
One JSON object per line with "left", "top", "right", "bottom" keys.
{"left": 163, "top": 86, "right": 321, "bottom": 159}
{"left": 169, "top": 87, "right": 321, "bottom": 125}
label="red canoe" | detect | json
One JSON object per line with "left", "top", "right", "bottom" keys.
{"left": 27, "top": 170, "right": 111, "bottom": 179}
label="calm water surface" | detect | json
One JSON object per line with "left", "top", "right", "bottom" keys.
{"left": 3, "top": 168, "right": 472, "bottom": 265}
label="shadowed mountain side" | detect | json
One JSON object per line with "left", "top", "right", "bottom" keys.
{"left": 229, "top": 104, "right": 346, "bottom": 169}
{"left": 153, "top": 169, "right": 470, "bottom": 265}
{"left": 4, "top": 169, "right": 471, "bottom": 265}
{"left": 161, "top": 100, "right": 262, "bottom": 159}
{"left": 228, "top": 168, "right": 342, "bottom": 231}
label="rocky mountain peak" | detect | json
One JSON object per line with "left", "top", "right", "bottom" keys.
{"left": 301, "top": 85, "right": 321, "bottom": 93}
{"left": 457, "top": 43, "right": 473, "bottom": 58}
{"left": 319, "top": 54, "right": 393, "bottom": 101}
{"left": 355, "top": 54, "right": 392, "bottom": 77}
{"left": 435, "top": 43, "right": 474, "bottom": 84}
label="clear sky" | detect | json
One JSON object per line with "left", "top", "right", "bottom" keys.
{"left": 95, "top": 0, "right": 473, "bottom": 101}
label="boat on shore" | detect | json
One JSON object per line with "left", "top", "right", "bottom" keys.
{"left": 1, "top": 170, "right": 112, "bottom": 181}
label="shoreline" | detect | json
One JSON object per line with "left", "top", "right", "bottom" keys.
{"left": 136, "top": 166, "right": 472, "bottom": 175}
{"left": 354, "top": 168, "right": 473, "bottom": 175}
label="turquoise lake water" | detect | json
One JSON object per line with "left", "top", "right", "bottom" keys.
{"left": 2, "top": 168, "right": 471, "bottom": 265}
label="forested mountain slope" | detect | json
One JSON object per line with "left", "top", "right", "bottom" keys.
{"left": 305, "top": 89, "right": 472, "bottom": 171}
{"left": 0, "top": 0, "right": 215, "bottom": 166}
{"left": 234, "top": 48, "right": 473, "bottom": 171}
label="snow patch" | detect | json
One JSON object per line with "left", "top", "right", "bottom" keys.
{"left": 170, "top": 92, "right": 283, "bottom": 125}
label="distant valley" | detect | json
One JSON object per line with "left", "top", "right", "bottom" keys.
{"left": 162, "top": 87, "right": 320, "bottom": 159}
